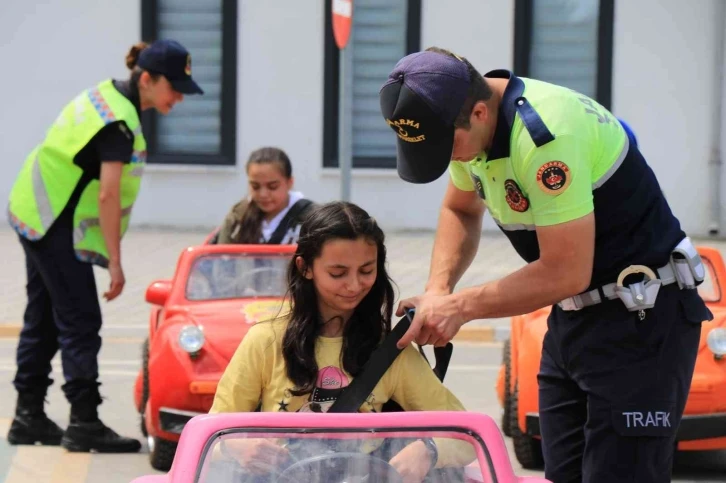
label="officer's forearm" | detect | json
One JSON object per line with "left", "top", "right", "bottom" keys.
{"left": 456, "top": 259, "right": 584, "bottom": 320}
{"left": 426, "top": 205, "right": 482, "bottom": 294}
{"left": 98, "top": 189, "right": 121, "bottom": 266}
{"left": 99, "top": 162, "right": 124, "bottom": 266}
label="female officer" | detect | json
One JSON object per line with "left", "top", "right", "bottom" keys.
{"left": 5, "top": 39, "right": 203, "bottom": 453}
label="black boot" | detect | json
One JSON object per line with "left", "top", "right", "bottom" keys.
{"left": 60, "top": 400, "right": 141, "bottom": 453}
{"left": 6, "top": 392, "right": 64, "bottom": 446}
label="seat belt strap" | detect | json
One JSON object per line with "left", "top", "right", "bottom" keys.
{"left": 326, "top": 316, "right": 411, "bottom": 413}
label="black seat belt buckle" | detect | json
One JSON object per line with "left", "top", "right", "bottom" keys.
{"left": 404, "top": 308, "right": 454, "bottom": 382}
{"left": 433, "top": 344, "right": 453, "bottom": 382}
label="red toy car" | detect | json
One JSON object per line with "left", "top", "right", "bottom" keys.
{"left": 133, "top": 243, "right": 295, "bottom": 471}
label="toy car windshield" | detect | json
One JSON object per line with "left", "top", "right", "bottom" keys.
{"left": 132, "top": 411, "right": 551, "bottom": 482}
{"left": 186, "top": 253, "right": 289, "bottom": 301}
{"left": 198, "top": 423, "right": 490, "bottom": 483}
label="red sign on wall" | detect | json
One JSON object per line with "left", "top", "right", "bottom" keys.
{"left": 332, "top": 0, "right": 353, "bottom": 49}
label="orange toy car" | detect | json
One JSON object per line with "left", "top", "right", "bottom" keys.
{"left": 133, "top": 243, "right": 295, "bottom": 471}
{"left": 496, "top": 246, "right": 726, "bottom": 469}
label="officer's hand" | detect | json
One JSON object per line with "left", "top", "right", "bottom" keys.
{"left": 395, "top": 293, "right": 466, "bottom": 349}
{"left": 104, "top": 262, "right": 125, "bottom": 302}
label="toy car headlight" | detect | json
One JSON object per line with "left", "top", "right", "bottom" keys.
{"left": 178, "top": 325, "right": 205, "bottom": 353}
{"left": 706, "top": 328, "right": 726, "bottom": 357}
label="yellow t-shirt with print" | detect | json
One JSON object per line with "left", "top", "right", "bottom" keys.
{"left": 210, "top": 317, "right": 475, "bottom": 468}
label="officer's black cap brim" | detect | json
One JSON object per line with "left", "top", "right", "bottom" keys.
{"left": 380, "top": 81, "right": 454, "bottom": 185}
{"left": 169, "top": 78, "right": 204, "bottom": 95}
{"left": 395, "top": 127, "right": 455, "bottom": 184}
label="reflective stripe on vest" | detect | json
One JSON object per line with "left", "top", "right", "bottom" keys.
{"left": 90, "top": 85, "right": 147, "bottom": 174}
{"left": 32, "top": 156, "right": 54, "bottom": 231}
{"left": 7, "top": 79, "right": 145, "bottom": 267}
{"left": 7, "top": 209, "right": 41, "bottom": 241}
{"left": 89, "top": 86, "right": 117, "bottom": 123}
{"left": 73, "top": 205, "right": 134, "bottom": 247}
{"left": 6, "top": 154, "right": 57, "bottom": 240}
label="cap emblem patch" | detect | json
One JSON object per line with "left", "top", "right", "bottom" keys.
{"left": 386, "top": 118, "right": 425, "bottom": 143}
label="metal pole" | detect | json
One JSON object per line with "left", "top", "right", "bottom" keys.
{"left": 339, "top": 39, "right": 353, "bottom": 201}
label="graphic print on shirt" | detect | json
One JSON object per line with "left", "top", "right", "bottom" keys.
{"left": 277, "top": 365, "right": 377, "bottom": 413}
{"left": 297, "top": 366, "right": 349, "bottom": 413}
{"left": 277, "top": 225, "right": 302, "bottom": 244}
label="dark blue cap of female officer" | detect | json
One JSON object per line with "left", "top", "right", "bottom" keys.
{"left": 137, "top": 39, "right": 204, "bottom": 95}
{"left": 379, "top": 51, "right": 471, "bottom": 184}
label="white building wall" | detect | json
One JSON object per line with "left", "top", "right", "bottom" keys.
{"left": 0, "top": 0, "right": 139, "bottom": 218}
{"left": 0, "top": 0, "right": 723, "bottom": 236}
{"left": 611, "top": 0, "right": 725, "bottom": 237}
{"left": 130, "top": 0, "right": 514, "bottom": 232}
{"left": 131, "top": 0, "right": 329, "bottom": 229}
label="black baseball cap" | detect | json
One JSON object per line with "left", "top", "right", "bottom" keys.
{"left": 379, "top": 51, "right": 471, "bottom": 184}
{"left": 137, "top": 39, "right": 204, "bottom": 95}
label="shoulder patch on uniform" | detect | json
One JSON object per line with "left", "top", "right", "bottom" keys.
{"left": 504, "top": 179, "right": 529, "bottom": 212}
{"left": 117, "top": 122, "right": 132, "bottom": 140}
{"left": 536, "top": 161, "right": 571, "bottom": 194}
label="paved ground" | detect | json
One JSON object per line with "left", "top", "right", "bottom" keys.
{"left": 0, "top": 226, "right": 531, "bottom": 341}
{"left": 0, "top": 226, "right": 723, "bottom": 481}
{"left": 2, "top": 225, "right": 725, "bottom": 339}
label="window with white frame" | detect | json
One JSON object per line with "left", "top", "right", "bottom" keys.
{"left": 514, "top": 0, "right": 614, "bottom": 107}
{"left": 141, "top": 0, "right": 237, "bottom": 166}
{"left": 323, "top": 0, "right": 422, "bottom": 169}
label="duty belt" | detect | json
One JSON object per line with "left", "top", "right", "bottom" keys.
{"left": 558, "top": 237, "right": 705, "bottom": 312}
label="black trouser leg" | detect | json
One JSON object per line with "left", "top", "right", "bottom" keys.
{"left": 17, "top": 227, "right": 103, "bottom": 410}
{"left": 13, "top": 239, "right": 59, "bottom": 397}
{"left": 9, "top": 235, "right": 66, "bottom": 445}
{"left": 538, "top": 327, "right": 588, "bottom": 483}
{"left": 541, "top": 285, "right": 708, "bottom": 483}
{"left": 13, "top": 219, "right": 140, "bottom": 453}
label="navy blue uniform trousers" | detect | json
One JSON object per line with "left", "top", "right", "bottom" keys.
{"left": 13, "top": 212, "right": 103, "bottom": 405}
{"left": 538, "top": 284, "right": 712, "bottom": 482}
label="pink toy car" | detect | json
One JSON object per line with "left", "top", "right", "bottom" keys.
{"left": 130, "top": 411, "right": 551, "bottom": 483}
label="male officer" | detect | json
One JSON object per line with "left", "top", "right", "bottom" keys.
{"left": 379, "top": 47, "right": 713, "bottom": 482}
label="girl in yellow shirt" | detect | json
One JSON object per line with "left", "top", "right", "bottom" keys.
{"left": 210, "top": 201, "right": 474, "bottom": 482}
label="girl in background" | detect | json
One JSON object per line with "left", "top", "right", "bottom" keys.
{"left": 216, "top": 147, "right": 314, "bottom": 245}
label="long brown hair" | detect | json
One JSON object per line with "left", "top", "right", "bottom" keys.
{"left": 230, "top": 147, "right": 293, "bottom": 244}
{"left": 281, "top": 202, "right": 395, "bottom": 396}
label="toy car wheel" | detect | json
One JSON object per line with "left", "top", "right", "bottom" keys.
{"left": 501, "top": 338, "right": 513, "bottom": 437}
{"left": 510, "top": 385, "right": 544, "bottom": 470}
{"left": 140, "top": 338, "right": 149, "bottom": 438}
{"left": 148, "top": 435, "right": 177, "bottom": 472}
